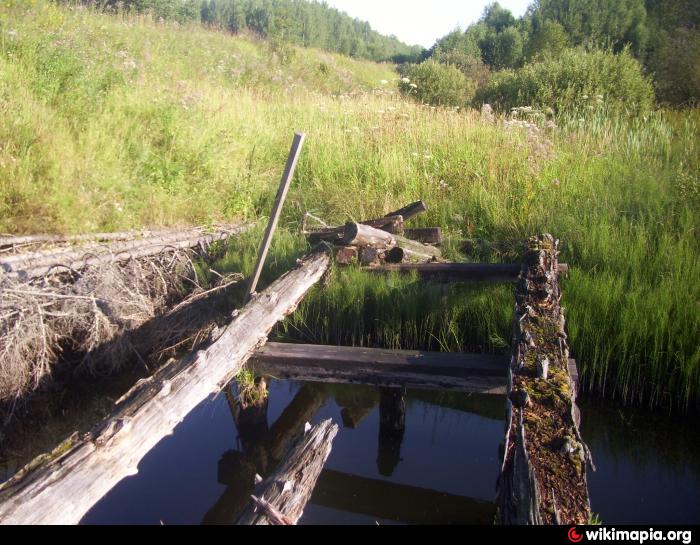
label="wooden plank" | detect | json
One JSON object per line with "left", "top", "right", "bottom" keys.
{"left": 404, "top": 228, "right": 443, "bottom": 245}
{"left": 0, "top": 249, "right": 331, "bottom": 525}
{"left": 251, "top": 343, "right": 508, "bottom": 395}
{"left": 369, "top": 263, "right": 569, "bottom": 283}
{"left": 311, "top": 469, "right": 495, "bottom": 525}
{"left": 386, "top": 201, "right": 427, "bottom": 222}
{"left": 236, "top": 419, "right": 338, "bottom": 525}
{"left": 246, "top": 132, "right": 306, "bottom": 302}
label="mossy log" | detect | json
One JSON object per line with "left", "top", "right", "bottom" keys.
{"left": 236, "top": 419, "right": 338, "bottom": 525}
{"left": 0, "top": 249, "right": 331, "bottom": 525}
{"left": 497, "top": 234, "right": 591, "bottom": 525}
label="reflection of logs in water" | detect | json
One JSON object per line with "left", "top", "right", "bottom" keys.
{"left": 377, "top": 388, "right": 406, "bottom": 477}
{"left": 202, "top": 384, "right": 328, "bottom": 524}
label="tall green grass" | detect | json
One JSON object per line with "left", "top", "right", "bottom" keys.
{"left": 1, "top": 2, "right": 698, "bottom": 409}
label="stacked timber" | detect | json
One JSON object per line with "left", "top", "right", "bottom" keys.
{"left": 305, "top": 201, "right": 443, "bottom": 267}
{"left": 497, "top": 234, "right": 592, "bottom": 525}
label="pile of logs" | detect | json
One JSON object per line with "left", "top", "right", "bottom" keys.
{"left": 305, "top": 201, "right": 443, "bottom": 267}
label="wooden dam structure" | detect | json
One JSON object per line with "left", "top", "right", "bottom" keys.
{"left": 0, "top": 136, "right": 592, "bottom": 525}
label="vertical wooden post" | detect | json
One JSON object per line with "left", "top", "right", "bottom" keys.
{"left": 245, "top": 132, "right": 306, "bottom": 303}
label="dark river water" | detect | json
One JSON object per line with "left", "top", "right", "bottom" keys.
{"left": 77, "top": 380, "right": 700, "bottom": 525}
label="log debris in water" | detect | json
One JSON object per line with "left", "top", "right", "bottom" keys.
{"left": 0, "top": 248, "right": 331, "bottom": 525}
{"left": 236, "top": 419, "right": 339, "bottom": 525}
{"left": 497, "top": 234, "right": 591, "bottom": 525}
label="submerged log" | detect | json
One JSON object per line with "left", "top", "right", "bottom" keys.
{"left": 497, "top": 235, "right": 591, "bottom": 525}
{"left": 251, "top": 343, "right": 507, "bottom": 394}
{"left": 377, "top": 388, "right": 406, "bottom": 477}
{"left": 0, "top": 248, "right": 331, "bottom": 525}
{"left": 236, "top": 419, "right": 338, "bottom": 525}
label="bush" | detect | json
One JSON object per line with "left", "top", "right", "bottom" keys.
{"left": 432, "top": 48, "right": 491, "bottom": 88}
{"left": 399, "top": 60, "right": 475, "bottom": 108}
{"left": 474, "top": 47, "right": 655, "bottom": 116}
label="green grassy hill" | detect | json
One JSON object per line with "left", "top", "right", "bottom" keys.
{"left": 1, "top": 1, "right": 698, "bottom": 410}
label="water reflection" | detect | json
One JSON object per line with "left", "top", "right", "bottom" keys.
{"left": 82, "top": 380, "right": 501, "bottom": 525}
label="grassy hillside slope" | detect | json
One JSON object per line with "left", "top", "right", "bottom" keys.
{"left": 1, "top": 1, "right": 698, "bottom": 409}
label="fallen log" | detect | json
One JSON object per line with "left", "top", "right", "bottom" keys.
{"left": 369, "top": 263, "right": 568, "bottom": 283}
{"left": 404, "top": 227, "right": 443, "bottom": 245}
{"left": 251, "top": 343, "right": 507, "bottom": 394}
{"left": 386, "top": 201, "right": 427, "bottom": 222}
{"left": 0, "top": 225, "right": 251, "bottom": 281}
{"left": 342, "top": 223, "right": 397, "bottom": 247}
{"left": 393, "top": 233, "right": 441, "bottom": 259}
{"left": 0, "top": 228, "right": 189, "bottom": 250}
{"left": 306, "top": 216, "right": 404, "bottom": 245}
{"left": 0, "top": 248, "right": 331, "bottom": 525}
{"left": 384, "top": 246, "right": 434, "bottom": 264}
{"left": 236, "top": 419, "right": 338, "bottom": 525}
{"left": 497, "top": 235, "right": 591, "bottom": 525}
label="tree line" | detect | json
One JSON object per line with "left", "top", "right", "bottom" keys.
{"left": 75, "top": 0, "right": 423, "bottom": 62}
{"left": 425, "top": 0, "right": 699, "bottom": 105}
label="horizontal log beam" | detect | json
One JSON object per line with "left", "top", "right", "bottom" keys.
{"left": 368, "top": 263, "right": 569, "bottom": 283}
{"left": 251, "top": 343, "right": 507, "bottom": 395}
{"left": 404, "top": 228, "right": 443, "bottom": 245}
{"left": 386, "top": 201, "right": 427, "bottom": 222}
{"left": 0, "top": 249, "right": 331, "bottom": 525}
{"left": 311, "top": 469, "right": 494, "bottom": 525}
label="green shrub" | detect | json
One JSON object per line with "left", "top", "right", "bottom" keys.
{"left": 474, "top": 47, "right": 655, "bottom": 116}
{"left": 399, "top": 60, "right": 475, "bottom": 108}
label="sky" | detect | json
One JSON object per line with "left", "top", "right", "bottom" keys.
{"left": 323, "top": 0, "right": 533, "bottom": 49}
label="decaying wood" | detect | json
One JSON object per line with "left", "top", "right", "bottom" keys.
{"left": 306, "top": 216, "right": 404, "bottom": 245}
{"left": 362, "top": 215, "right": 405, "bottom": 235}
{"left": 386, "top": 201, "right": 427, "bottom": 222}
{"left": 251, "top": 343, "right": 507, "bottom": 394}
{"left": 0, "top": 228, "right": 194, "bottom": 250}
{"left": 358, "top": 247, "right": 381, "bottom": 266}
{"left": 497, "top": 235, "right": 591, "bottom": 525}
{"left": 404, "top": 228, "right": 443, "bottom": 245}
{"left": 384, "top": 246, "right": 434, "bottom": 264}
{"left": 392, "top": 234, "right": 442, "bottom": 259}
{"left": 335, "top": 247, "right": 358, "bottom": 265}
{"left": 236, "top": 419, "right": 338, "bottom": 525}
{"left": 341, "top": 223, "right": 397, "bottom": 248}
{"left": 0, "top": 225, "right": 250, "bottom": 281}
{"left": 0, "top": 249, "right": 331, "bottom": 525}
{"left": 369, "top": 262, "right": 568, "bottom": 283}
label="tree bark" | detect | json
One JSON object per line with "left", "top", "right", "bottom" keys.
{"left": 236, "top": 419, "right": 338, "bottom": 525}
{"left": 0, "top": 249, "right": 331, "bottom": 525}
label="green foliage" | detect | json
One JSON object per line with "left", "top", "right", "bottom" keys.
{"left": 475, "top": 48, "right": 655, "bottom": 116}
{"left": 399, "top": 60, "right": 475, "bottom": 107}
{"left": 525, "top": 19, "right": 569, "bottom": 61}
{"left": 432, "top": 48, "right": 491, "bottom": 88}
{"left": 67, "top": 0, "right": 424, "bottom": 63}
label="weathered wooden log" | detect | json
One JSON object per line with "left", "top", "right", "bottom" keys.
{"left": 386, "top": 201, "right": 427, "bottom": 222}
{"left": 384, "top": 246, "right": 434, "bottom": 264}
{"left": 251, "top": 343, "right": 507, "bottom": 394}
{"left": 404, "top": 227, "right": 443, "bottom": 245}
{"left": 358, "top": 246, "right": 381, "bottom": 266}
{"left": 393, "top": 234, "right": 442, "bottom": 259}
{"left": 0, "top": 228, "right": 192, "bottom": 250}
{"left": 362, "top": 215, "right": 405, "bottom": 234}
{"left": 311, "top": 470, "right": 495, "bottom": 525}
{"left": 307, "top": 216, "right": 404, "bottom": 245}
{"left": 0, "top": 225, "right": 251, "bottom": 281}
{"left": 236, "top": 419, "right": 338, "bottom": 525}
{"left": 0, "top": 248, "right": 331, "bottom": 525}
{"left": 204, "top": 385, "right": 329, "bottom": 525}
{"left": 341, "top": 223, "right": 397, "bottom": 248}
{"left": 497, "top": 235, "right": 591, "bottom": 525}
{"left": 369, "top": 262, "right": 568, "bottom": 283}
{"left": 335, "top": 247, "right": 358, "bottom": 265}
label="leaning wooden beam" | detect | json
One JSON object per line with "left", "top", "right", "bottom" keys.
{"left": 236, "top": 419, "right": 339, "bottom": 525}
{"left": 0, "top": 225, "right": 251, "bottom": 281}
{"left": 369, "top": 263, "right": 568, "bottom": 283}
{"left": 251, "top": 343, "right": 507, "bottom": 394}
{"left": 0, "top": 248, "right": 331, "bottom": 525}
{"left": 386, "top": 201, "right": 427, "bottom": 222}
{"left": 497, "top": 235, "right": 591, "bottom": 525}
